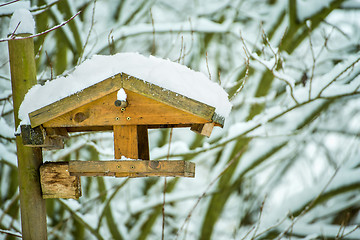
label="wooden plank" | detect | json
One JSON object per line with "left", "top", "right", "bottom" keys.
{"left": 190, "top": 122, "right": 215, "bottom": 137}
{"left": 137, "top": 125, "right": 150, "bottom": 160}
{"left": 40, "top": 162, "right": 81, "bottom": 199}
{"left": 68, "top": 160, "right": 195, "bottom": 178}
{"left": 122, "top": 73, "right": 216, "bottom": 121}
{"left": 65, "top": 124, "right": 192, "bottom": 132}
{"left": 21, "top": 125, "right": 64, "bottom": 149}
{"left": 29, "top": 73, "right": 122, "bottom": 127}
{"left": 43, "top": 90, "right": 210, "bottom": 127}
{"left": 114, "top": 125, "right": 139, "bottom": 159}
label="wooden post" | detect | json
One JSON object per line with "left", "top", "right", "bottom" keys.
{"left": 8, "top": 35, "right": 47, "bottom": 239}
{"left": 113, "top": 125, "right": 150, "bottom": 159}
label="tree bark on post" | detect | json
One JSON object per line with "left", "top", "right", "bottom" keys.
{"left": 8, "top": 35, "right": 47, "bottom": 239}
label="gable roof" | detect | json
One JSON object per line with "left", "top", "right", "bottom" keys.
{"left": 29, "top": 73, "right": 225, "bottom": 128}
{"left": 19, "top": 53, "right": 231, "bottom": 127}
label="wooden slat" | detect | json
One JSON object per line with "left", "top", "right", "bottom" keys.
{"left": 190, "top": 122, "right": 215, "bottom": 137}
{"left": 21, "top": 125, "right": 64, "bottom": 149}
{"left": 29, "top": 73, "right": 122, "bottom": 127}
{"left": 137, "top": 125, "right": 150, "bottom": 160}
{"left": 40, "top": 162, "right": 81, "bottom": 199}
{"left": 43, "top": 90, "right": 210, "bottom": 127}
{"left": 68, "top": 160, "right": 195, "bottom": 178}
{"left": 114, "top": 125, "right": 139, "bottom": 159}
{"left": 65, "top": 124, "right": 193, "bottom": 132}
{"left": 123, "top": 73, "right": 216, "bottom": 122}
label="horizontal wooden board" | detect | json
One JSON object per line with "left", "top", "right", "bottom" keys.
{"left": 68, "top": 160, "right": 195, "bottom": 178}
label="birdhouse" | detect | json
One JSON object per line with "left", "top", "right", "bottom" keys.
{"left": 19, "top": 53, "right": 231, "bottom": 199}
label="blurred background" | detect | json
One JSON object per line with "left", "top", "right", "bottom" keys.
{"left": 1, "top": 0, "right": 360, "bottom": 239}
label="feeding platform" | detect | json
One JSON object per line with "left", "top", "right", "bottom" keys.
{"left": 19, "top": 53, "right": 231, "bottom": 199}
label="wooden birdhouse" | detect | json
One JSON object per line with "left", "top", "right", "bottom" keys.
{"left": 19, "top": 53, "right": 231, "bottom": 199}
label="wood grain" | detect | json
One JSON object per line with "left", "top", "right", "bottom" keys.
{"left": 40, "top": 162, "right": 81, "bottom": 199}
{"left": 68, "top": 160, "right": 195, "bottom": 178}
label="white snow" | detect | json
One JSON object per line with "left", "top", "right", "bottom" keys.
{"left": 0, "top": 118, "right": 14, "bottom": 139}
{"left": 297, "top": 0, "right": 334, "bottom": 22}
{"left": 8, "top": 8, "right": 35, "bottom": 35}
{"left": 117, "top": 88, "right": 127, "bottom": 101}
{"left": 19, "top": 52, "right": 232, "bottom": 125}
{"left": 0, "top": 1, "right": 30, "bottom": 15}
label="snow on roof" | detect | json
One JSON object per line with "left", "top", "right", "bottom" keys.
{"left": 9, "top": 8, "right": 35, "bottom": 35}
{"left": 19, "top": 52, "right": 232, "bottom": 125}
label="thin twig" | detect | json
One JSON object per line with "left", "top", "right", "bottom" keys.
{"left": 206, "top": 52, "right": 211, "bottom": 80}
{"left": 45, "top": 51, "right": 53, "bottom": 80}
{"left": 9, "top": 21, "right": 21, "bottom": 39}
{"left": 317, "top": 56, "right": 360, "bottom": 98}
{"left": 251, "top": 195, "right": 267, "bottom": 239}
{"left": 0, "top": 229, "right": 22, "bottom": 238}
{"left": 0, "top": 0, "right": 20, "bottom": 7}
{"left": 162, "top": 128, "right": 173, "bottom": 240}
{"left": 0, "top": 11, "right": 81, "bottom": 43}
{"left": 78, "top": 0, "right": 97, "bottom": 64}
{"left": 150, "top": 8, "right": 156, "bottom": 55}
{"left": 275, "top": 165, "right": 343, "bottom": 239}
{"left": 307, "top": 25, "right": 316, "bottom": 100}
{"left": 230, "top": 46, "right": 250, "bottom": 101}
{"left": 175, "top": 147, "right": 246, "bottom": 239}
{"left": 157, "top": 90, "right": 360, "bottom": 160}
{"left": 96, "top": 179, "right": 129, "bottom": 231}
{"left": 241, "top": 32, "right": 299, "bottom": 104}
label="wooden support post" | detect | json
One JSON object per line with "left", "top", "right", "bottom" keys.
{"left": 137, "top": 125, "right": 149, "bottom": 160}
{"left": 113, "top": 125, "right": 150, "bottom": 159}
{"left": 8, "top": 34, "right": 47, "bottom": 238}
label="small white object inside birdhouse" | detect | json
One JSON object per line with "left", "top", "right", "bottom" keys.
{"left": 117, "top": 88, "right": 127, "bottom": 101}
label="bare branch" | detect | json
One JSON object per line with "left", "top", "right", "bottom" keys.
{"left": 78, "top": 0, "right": 97, "bottom": 64}
{"left": 0, "top": 11, "right": 81, "bottom": 43}
{"left": 317, "top": 56, "right": 360, "bottom": 98}
{"left": 206, "top": 52, "right": 212, "bottom": 81}
{"left": 175, "top": 146, "right": 246, "bottom": 239}
{"left": 0, "top": 0, "right": 20, "bottom": 8}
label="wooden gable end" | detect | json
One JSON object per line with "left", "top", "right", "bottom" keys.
{"left": 42, "top": 90, "right": 211, "bottom": 127}
{"left": 29, "top": 73, "right": 224, "bottom": 128}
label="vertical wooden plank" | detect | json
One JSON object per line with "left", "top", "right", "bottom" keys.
{"left": 8, "top": 34, "right": 47, "bottom": 239}
{"left": 114, "top": 125, "right": 139, "bottom": 159}
{"left": 137, "top": 125, "right": 150, "bottom": 160}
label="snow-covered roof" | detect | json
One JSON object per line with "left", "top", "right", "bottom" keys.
{"left": 19, "top": 53, "right": 232, "bottom": 125}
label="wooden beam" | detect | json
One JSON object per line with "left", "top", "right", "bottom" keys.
{"left": 114, "top": 125, "right": 139, "bottom": 159}
{"left": 190, "top": 122, "right": 215, "bottom": 137}
{"left": 40, "top": 162, "right": 81, "bottom": 199}
{"left": 113, "top": 125, "right": 150, "bottom": 160}
{"left": 29, "top": 73, "right": 122, "bottom": 127}
{"left": 68, "top": 160, "right": 195, "bottom": 178}
{"left": 123, "top": 73, "right": 216, "bottom": 122}
{"left": 21, "top": 125, "right": 66, "bottom": 149}
{"left": 137, "top": 125, "right": 150, "bottom": 160}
